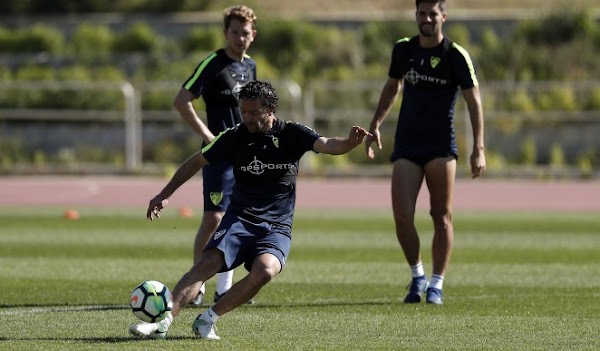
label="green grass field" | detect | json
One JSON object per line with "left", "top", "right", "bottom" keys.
{"left": 1, "top": 208, "right": 599, "bottom": 351}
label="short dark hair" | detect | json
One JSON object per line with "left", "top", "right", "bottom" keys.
{"left": 415, "top": 0, "right": 447, "bottom": 12}
{"left": 239, "top": 81, "right": 279, "bottom": 112}
{"left": 223, "top": 5, "right": 257, "bottom": 30}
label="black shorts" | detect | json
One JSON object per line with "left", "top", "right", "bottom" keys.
{"left": 391, "top": 148, "right": 457, "bottom": 167}
{"left": 204, "top": 211, "right": 292, "bottom": 273}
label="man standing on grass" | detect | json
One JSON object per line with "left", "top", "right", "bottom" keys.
{"left": 172, "top": 5, "right": 258, "bottom": 306}
{"left": 365, "top": 0, "right": 486, "bottom": 305}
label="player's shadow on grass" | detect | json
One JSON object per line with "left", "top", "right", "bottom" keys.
{"left": 0, "top": 304, "right": 130, "bottom": 311}
{"left": 1, "top": 299, "right": 402, "bottom": 314}
{"left": 0, "top": 336, "right": 132, "bottom": 343}
{"left": 0, "top": 336, "right": 218, "bottom": 342}
{"left": 215, "top": 299, "right": 402, "bottom": 309}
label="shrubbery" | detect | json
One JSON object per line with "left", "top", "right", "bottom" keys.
{"left": 0, "top": 8, "right": 598, "bottom": 175}
{"left": 0, "top": 9, "right": 597, "bottom": 106}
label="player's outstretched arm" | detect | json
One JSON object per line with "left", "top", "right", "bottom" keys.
{"left": 147, "top": 151, "right": 208, "bottom": 220}
{"left": 313, "top": 126, "right": 372, "bottom": 155}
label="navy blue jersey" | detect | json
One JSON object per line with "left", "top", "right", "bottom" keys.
{"left": 201, "top": 119, "right": 321, "bottom": 227}
{"left": 182, "top": 48, "right": 257, "bottom": 134}
{"left": 388, "top": 36, "right": 478, "bottom": 155}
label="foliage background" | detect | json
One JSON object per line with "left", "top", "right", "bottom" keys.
{"left": 0, "top": 1, "right": 599, "bottom": 175}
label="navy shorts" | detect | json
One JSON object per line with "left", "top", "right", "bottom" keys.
{"left": 204, "top": 211, "right": 292, "bottom": 273}
{"left": 391, "top": 148, "right": 457, "bottom": 167}
{"left": 202, "top": 161, "right": 234, "bottom": 212}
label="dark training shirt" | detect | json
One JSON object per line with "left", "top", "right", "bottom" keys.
{"left": 389, "top": 36, "right": 478, "bottom": 155}
{"left": 202, "top": 119, "right": 321, "bottom": 228}
{"left": 182, "top": 48, "right": 257, "bottom": 135}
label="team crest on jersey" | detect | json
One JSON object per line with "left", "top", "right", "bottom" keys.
{"left": 271, "top": 136, "right": 279, "bottom": 148}
{"left": 210, "top": 192, "right": 223, "bottom": 206}
{"left": 430, "top": 56, "right": 441, "bottom": 68}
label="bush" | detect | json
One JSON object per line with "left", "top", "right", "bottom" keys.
{"left": 586, "top": 87, "right": 600, "bottom": 110}
{"left": 505, "top": 90, "right": 536, "bottom": 112}
{"left": 10, "top": 24, "right": 64, "bottom": 53}
{"left": 252, "top": 20, "right": 321, "bottom": 78}
{"left": 576, "top": 152, "right": 594, "bottom": 178}
{"left": 447, "top": 24, "right": 471, "bottom": 50}
{"left": 0, "top": 138, "right": 29, "bottom": 168}
{"left": 180, "top": 26, "right": 223, "bottom": 54}
{"left": 520, "top": 137, "right": 537, "bottom": 165}
{"left": 0, "top": 27, "right": 16, "bottom": 51}
{"left": 12, "top": 65, "right": 55, "bottom": 108}
{"left": 515, "top": 8, "right": 595, "bottom": 45}
{"left": 93, "top": 66, "right": 127, "bottom": 81}
{"left": 361, "top": 21, "right": 414, "bottom": 66}
{"left": 70, "top": 23, "right": 114, "bottom": 61}
{"left": 50, "top": 66, "right": 93, "bottom": 109}
{"left": 141, "top": 90, "right": 174, "bottom": 110}
{"left": 113, "top": 22, "right": 157, "bottom": 53}
{"left": 549, "top": 142, "right": 565, "bottom": 166}
{"left": 540, "top": 88, "right": 577, "bottom": 111}
{"left": 309, "top": 26, "right": 362, "bottom": 77}
{"left": 248, "top": 54, "right": 279, "bottom": 81}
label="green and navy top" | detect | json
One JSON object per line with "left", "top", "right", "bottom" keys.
{"left": 182, "top": 48, "right": 257, "bottom": 135}
{"left": 388, "top": 36, "right": 478, "bottom": 158}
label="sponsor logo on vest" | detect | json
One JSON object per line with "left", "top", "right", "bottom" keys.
{"left": 241, "top": 156, "right": 293, "bottom": 175}
{"left": 405, "top": 68, "right": 448, "bottom": 86}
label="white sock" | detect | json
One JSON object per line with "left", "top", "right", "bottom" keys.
{"left": 158, "top": 311, "right": 173, "bottom": 329}
{"left": 191, "top": 283, "right": 205, "bottom": 305}
{"left": 204, "top": 308, "right": 220, "bottom": 323}
{"left": 410, "top": 262, "right": 425, "bottom": 278}
{"left": 216, "top": 270, "right": 233, "bottom": 295}
{"left": 429, "top": 274, "right": 444, "bottom": 290}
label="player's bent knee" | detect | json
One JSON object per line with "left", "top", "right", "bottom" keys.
{"left": 249, "top": 258, "right": 281, "bottom": 286}
{"left": 430, "top": 209, "right": 452, "bottom": 230}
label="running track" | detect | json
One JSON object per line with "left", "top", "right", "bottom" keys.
{"left": 1, "top": 176, "right": 599, "bottom": 212}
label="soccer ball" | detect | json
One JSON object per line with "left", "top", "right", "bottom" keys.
{"left": 130, "top": 280, "right": 173, "bottom": 323}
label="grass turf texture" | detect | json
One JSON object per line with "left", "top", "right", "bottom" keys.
{"left": 0, "top": 208, "right": 599, "bottom": 351}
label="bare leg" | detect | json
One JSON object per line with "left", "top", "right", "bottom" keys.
{"left": 391, "top": 159, "right": 425, "bottom": 266}
{"left": 211, "top": 253, "right": 281, "bottom": 316}
{"left": 189, "top": 211, "right": 223, "bottom": 302}
{"left": 193, "top": 211, "right": 234, "bottom": 299}
{"left": 170, "top": 249, "right": 225, "bottom": 317}
{"left": 193, "top": 211, "right": 224, "bottom": 263}
{"left": 424, "top": 157, "right": 456, "bottom": 276}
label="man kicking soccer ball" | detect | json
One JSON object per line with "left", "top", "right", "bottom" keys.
{"left": 129, "top": 80, "right": 371, "bottom": 340}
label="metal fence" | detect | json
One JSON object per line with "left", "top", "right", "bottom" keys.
{"left": 0, "top": 80, "right": 302, "bottom": 173}
{"left": 0, "top": 80, "right": 598, "bottom": 177}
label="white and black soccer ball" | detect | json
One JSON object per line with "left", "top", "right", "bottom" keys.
{"left": 130, "top": 280, "right": 173, "bottom": 323}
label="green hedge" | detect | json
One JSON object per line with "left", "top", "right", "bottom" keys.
{"left": 0, "top": 9, "right": 599, "bottom": 172}
{"left": 0, "top": 9, "right": 598, "bottom": 110}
